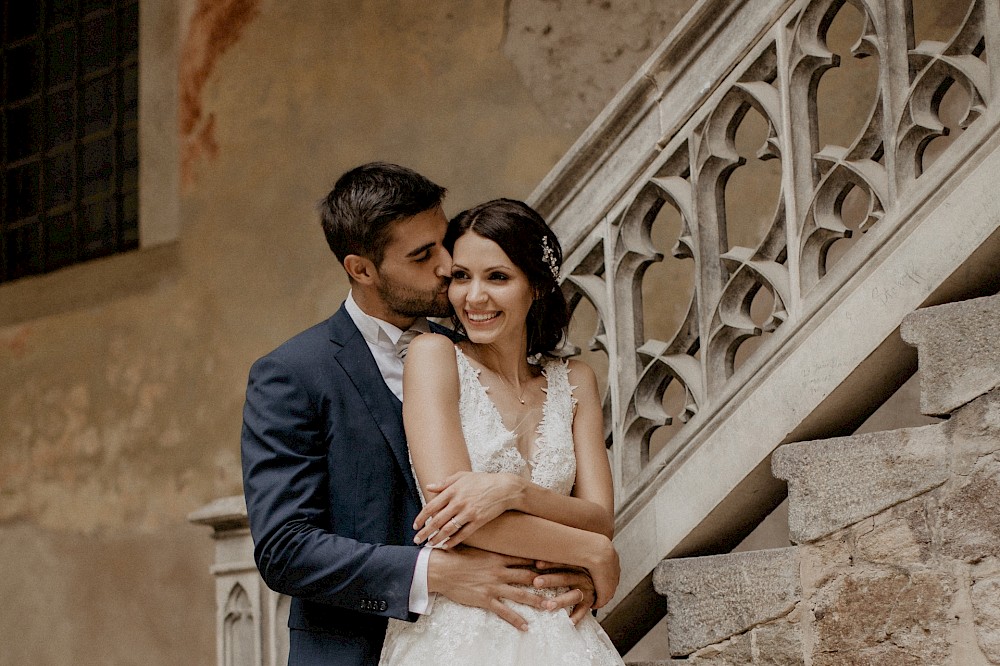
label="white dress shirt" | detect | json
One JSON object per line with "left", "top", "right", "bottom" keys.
{"left": 344, "top": 292, "right": 435, "bottom": 615}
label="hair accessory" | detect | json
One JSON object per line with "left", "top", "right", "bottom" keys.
{"left": 541, "top": 236, "right": 560, "bottom": 280}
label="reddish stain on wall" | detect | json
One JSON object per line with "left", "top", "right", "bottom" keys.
{"left": 2, "top": 326, "right": 31, "bottom": 358}
{"left": 179, "top": 0, "right": 261, "bottom": 188}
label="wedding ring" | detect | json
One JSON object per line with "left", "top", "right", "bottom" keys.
{"left": 448, "top": 519, "right": 463, "bottom": 531}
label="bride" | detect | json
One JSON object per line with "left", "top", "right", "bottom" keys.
{"left": 379, "top": 199, "right": 626, "bottom": 665}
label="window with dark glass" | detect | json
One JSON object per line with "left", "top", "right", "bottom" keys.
{"left": 1, "top": 0, "right": 139, "bottom": 284}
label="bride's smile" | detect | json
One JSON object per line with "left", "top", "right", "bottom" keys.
{"left": 449, "top": 231, "right": 534, "bottom": 349}
{"left": 466, "top": 311, "right": 501, "bottom": 322}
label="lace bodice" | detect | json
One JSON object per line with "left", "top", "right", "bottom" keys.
{"left": 454, "top": 346, "right": 577, "bottom": 496}
{"left": 381, "top": 346, "right": 625, "bottom": 666}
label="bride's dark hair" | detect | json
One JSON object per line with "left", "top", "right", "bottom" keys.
{"left": 444, "top": 199, "right": 569, "bottom": 357}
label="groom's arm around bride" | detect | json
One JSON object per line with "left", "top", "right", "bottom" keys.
{"left": 240, "top": 162, "right": 593, "bottom": 666}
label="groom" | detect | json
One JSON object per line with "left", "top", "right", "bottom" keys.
{"left": 241, "top": 162, "right": 593, "bottom": 665}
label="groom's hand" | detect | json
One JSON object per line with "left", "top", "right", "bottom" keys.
{"left": 426, "top": 545, "right": 544, "bottom": 631}
{"left": 532, "top": 562, "right": 597, "bottom": 625}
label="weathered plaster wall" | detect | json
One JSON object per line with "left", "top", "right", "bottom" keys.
{"left": 503, "top": 0, "right": 698, "bottom": 132}
{"left": 179, "top": 0, "right": 262, "bottom": 187}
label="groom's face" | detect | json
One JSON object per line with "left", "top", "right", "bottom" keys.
{"left": 373, "top": 205, "right": 453, "bottom": 320}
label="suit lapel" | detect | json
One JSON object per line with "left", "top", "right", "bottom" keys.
{"left": 328, "top": 306, "right": 420, "bottom": 505}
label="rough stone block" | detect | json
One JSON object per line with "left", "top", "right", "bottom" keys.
{"left": 687, "top": 633, "right": 752, "bottom": 664}
{"left": 971, "top": 574, "right": 1000, "bottom": 663}
{"left": 750, "top": 622, "right": 805, "bottom": 665}
{"left": 939, "top": 457, "right": 1000, "bottom": 563}
{"left": 900, "top": 292, "right": 1000, "bottom": 416}
{"left": 947, "top": 389, "right": 1000, "bottom": 476}
{"left": 799, "top": 536, "right": 852, "bottom": 594}
{"left": 811, "top": 568, "right": 953, "bottom": 665}
{"left": 853, "top": 495, "right": 933, "bottom": 567}
{"left": 658, "top": 621, "right": 803, "bottom": 665}
{"left": 772, "top": 425, "right": 949, "bottom": 543}
{"left": 814, "top": 569, "right": 905, "bottom": 647}
{"left": 653, "top": 547, "right": 800, "bottom": 656}
{"left": 812, "top": 643, "right": 927, "bottom": 666}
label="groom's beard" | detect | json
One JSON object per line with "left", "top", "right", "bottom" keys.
{"left": 376, "top": 274, "right": 453, "bottom": 319}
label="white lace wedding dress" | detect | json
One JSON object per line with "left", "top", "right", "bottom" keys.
{"left": 379, "top": 347, "right": 624, "bottom": 666}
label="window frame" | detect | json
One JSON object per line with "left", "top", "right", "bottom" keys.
{"left": 0, "top": 0, "right": 179, "bottom": 327}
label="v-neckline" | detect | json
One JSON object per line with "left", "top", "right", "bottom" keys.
{"left": 455, "top": 346, "right": 553, "bottom": 476}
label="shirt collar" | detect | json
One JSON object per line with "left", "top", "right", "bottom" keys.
{"left": 345, "top": 290, "right": 430, "bottom": 348}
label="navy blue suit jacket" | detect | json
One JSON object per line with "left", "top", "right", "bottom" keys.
{"left": 242, "top": 304, "right": 441, "bottom": 665}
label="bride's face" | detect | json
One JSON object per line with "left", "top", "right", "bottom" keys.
{"left": 448, "top": 231, "right": 534, "bottom": 348}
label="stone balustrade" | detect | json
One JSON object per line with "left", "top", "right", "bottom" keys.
{"left": 536, "top": 0, "right": 999, "bottom": 516}
{"left": 527, "top": 0, "right": 1000, "bottom": 647}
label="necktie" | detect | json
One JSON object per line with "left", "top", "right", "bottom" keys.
{"left": 395, "top": 329, "right": 421, "bottom": 360}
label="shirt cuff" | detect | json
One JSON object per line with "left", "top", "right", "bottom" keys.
{"left": 408, "top": 546, "right": 437, "bottom": 614}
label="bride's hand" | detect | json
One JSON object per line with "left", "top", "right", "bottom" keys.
{"left": 582, "top": 536, "right": 620, "bottom": 609}
{"left": 413, "top": 472, "right": 526, "bottom": 548}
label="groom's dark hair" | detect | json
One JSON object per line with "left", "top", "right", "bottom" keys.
{"left": 319, "top": 162, "right": 446, "bottom": 267}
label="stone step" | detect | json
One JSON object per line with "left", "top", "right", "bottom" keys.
{"left": 771, "top": 422, "right": 949, "bottom": 543}
{"left": 642, "top": 388, "right": 1000, "bottom": 664}
{"left": 640, "top": 293, "right": 1000, "bottom": 663}
{"left": 900, "top": 291, "right": 1000, "bottom": 416}
{"left": 652, "top": 547, "right": 800, "bottom": 657}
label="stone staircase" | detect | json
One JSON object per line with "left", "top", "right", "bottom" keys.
{"left": 636, "top": 292, "right": 1000, "bottom": 665}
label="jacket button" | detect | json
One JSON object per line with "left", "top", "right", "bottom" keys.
{"left": 379, "top": 601, "right": 387, "bottom": 611}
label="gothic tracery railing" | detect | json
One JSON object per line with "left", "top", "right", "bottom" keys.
{"left": 544, "top": 0, "right": 998, "bottom": 516}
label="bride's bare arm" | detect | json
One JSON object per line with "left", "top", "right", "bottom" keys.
{"left": 403, "top": 334, "right": 619, "bottom": 606}
{"left": 414, "top": 359, "right": 613, "bottom": 544}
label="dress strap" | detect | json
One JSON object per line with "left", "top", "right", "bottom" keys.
{"left": 453, "top": 345, "right": 482, "bottom": 386}
{"left": 530, "top": 359, "right": 578, "bottom": 495}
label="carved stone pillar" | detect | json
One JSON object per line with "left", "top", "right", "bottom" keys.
{"left": 189, "top": 496, "right": 290, "bottom": 666}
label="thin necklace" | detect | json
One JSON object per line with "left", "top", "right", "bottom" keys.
{"left": 495, "top": 370, "right": 528, "bottom": 404}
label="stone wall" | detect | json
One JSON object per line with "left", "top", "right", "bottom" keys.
{"left": 651, "top": 388, "right": 1000, "bottom": 665}
{"left": 688, "top": 392, "right": 1000, "bottom": 666}
{"left": 650, "top": 293, "right": 1000, "bottom": 664}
